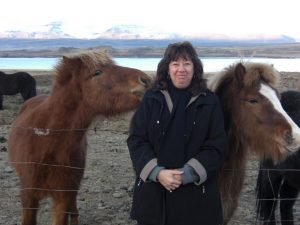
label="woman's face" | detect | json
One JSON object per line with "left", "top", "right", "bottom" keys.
{"left": 168, "top": 57, "right": 194, "bottom": 89}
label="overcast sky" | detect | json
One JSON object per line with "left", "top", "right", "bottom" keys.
{"left": 1, "top": 0, "right": 299, "bottom": 40}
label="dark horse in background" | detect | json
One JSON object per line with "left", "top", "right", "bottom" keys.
{"left": 0, "top": 71, "right": 36, "bottom": 110}
{"left": 256, "top": 90, "right": 300, "bottom": 225}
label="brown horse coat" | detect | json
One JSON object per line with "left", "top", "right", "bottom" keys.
{"left": 8, "top": 50, "right": 151, "bottom": 225}
{"left": 209, "top": 62, "right": 300, "bottom": 224}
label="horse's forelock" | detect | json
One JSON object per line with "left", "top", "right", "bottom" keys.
{"left": 60, "top": 50, "right": 115, "bottom": 70}
{"left": 77, "top": 51, "right": 115, "bottom": 71}
{"left": 54, "top": 50, "right": 116, "bottom": 85}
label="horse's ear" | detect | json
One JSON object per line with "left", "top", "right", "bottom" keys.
{"left": 57, "top": 56, "right": 82, "bottom": 85}
{"left": 62, "top": 55, "right": 73, "bottom": 63}
{"left": 234, "top": 63, "right": 246, "bottom": 88}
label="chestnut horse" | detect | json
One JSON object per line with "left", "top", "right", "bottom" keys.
{"left": 8, "top": 50, "right": 151, "bottom": 225}
{"left": 209, "top": 62, "right": 300, "bottom": 224}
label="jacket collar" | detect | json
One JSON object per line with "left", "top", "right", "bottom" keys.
{"left": 145, "top": 89, "right": 213, "bottom": 114}
{"left": 160, "top": 90, "right": 209, "bottom": 113}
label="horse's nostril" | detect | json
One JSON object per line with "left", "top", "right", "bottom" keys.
{"left": 284, "top": 130, "right": 294, "bottom": 144}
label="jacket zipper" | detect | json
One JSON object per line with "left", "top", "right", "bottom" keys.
{"left": 137, "top": 178, "right": 142, "bottom": 186}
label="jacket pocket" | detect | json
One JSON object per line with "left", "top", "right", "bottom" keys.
{"left": 131, "top": 179, "right": 165, "bottom": 225}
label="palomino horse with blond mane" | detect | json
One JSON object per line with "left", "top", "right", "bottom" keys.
{"left": 8, "top": 50, "right": 151, "bottom": 225}
{"left": 209, "top": 62, "right": 300, "bottom": 224}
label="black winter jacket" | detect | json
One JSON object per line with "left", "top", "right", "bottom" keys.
{"left": 127, "top": 88, "right": 227, "bottom": 225}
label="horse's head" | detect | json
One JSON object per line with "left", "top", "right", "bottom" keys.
{"left": 53, "top": 50, "right": 152, "bottom": 117}
{"left": 211, "top": 62, "right": 300, "bottom": 163}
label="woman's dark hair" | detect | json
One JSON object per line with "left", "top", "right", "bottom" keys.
{"left": 152, "top": 41, "right": 207, "bottom": 95}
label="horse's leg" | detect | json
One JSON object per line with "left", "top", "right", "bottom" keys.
{"left": 30, "top": 79, "right": 37, "bottom": 98}
{"left": 256, "top": 166, "right": 282, "bottom": 225}
{"left": 30, "top": 85, "right": 37, "bottom": 98}
{"left": 69, "top": 193, "right": 79, "bottom": 225}
{"left": 20, "top": 89, "right": 30, "bottom": 101}
{"left": 279, "top": 180, "right": 299, "bottom": 225}
{"left": 24, "top": 80, "right": 37, "bottom": 100}
{"left": 0, "top": 94, "right": 3, "bottom": 110}
{"left": 52, "top": 194, "right": 68, "bottom": 225}
{"left": 51, "top": 192, "right": 78, "bottom": 225}
{"left": 20, "top": 190, "right": 39, "bottom": 225}
{"left": 27, "top": 82, "right": 37, "bottom": 99}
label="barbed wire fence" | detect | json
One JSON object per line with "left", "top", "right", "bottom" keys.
{"left": 1, "top": 72, "right": 300, "bottom": 224}
{"left": 0, "top": 117, "right": 137, "bottom": 225}
{"left": 1, "top": 121, "right": 300, "bottom": 225}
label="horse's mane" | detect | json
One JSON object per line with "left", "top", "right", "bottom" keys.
{"left": 208, "top": 61, "right": 281, "bottom": 92}
{"left": 54, "top": 50, "right": 115, "bottom": 85}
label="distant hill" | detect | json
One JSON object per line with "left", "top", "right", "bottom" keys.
{"left": 0, "top": 23, "right": 298, "bottom": 58}
{"left": 0, "top": 37, "right": 296, "bottom": 51}
{"left": 0, "top": 38, "right": 300, "bottom": 58}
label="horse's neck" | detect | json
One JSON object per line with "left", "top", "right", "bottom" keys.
{"left": 45, "top": 88, "right": 95, "bottom": 129}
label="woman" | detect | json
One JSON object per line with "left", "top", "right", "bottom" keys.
{"left": 127, "top": 41, "right": 227, "bottom": 225}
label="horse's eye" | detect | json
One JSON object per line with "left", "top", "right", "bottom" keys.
{"left": 248, "top": 99, "right": 258, "bottom": 104}
{"left": 94, "top": 69, "right": 103, "bottom": 76}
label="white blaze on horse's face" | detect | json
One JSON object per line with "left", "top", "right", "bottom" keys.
{"left": 259, "top": 83, "right": 300, "bottom": 152}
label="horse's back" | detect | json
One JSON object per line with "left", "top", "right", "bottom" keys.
{"left": 9, "top": 94, "right": 48, "bottom": 153}
{"left": 0, "top": 71, "right": 36, "bottom": 96}
{"left": 18, "top": 94, "right": 48, "bottom": 114}
{"left": 0, "top": 72, "right": 19, "bottom": 94}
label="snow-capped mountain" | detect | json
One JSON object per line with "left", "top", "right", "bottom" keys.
{"left": 96, "top": 25, "right": 180, "bottom": 39}
{"left": 0, "top": 22, "right": 73, "bottom": 39}
{"left": 97, "top": 25, "right": 295, "bottom": 42}
{"left": 0, "top": 23, "right": 296, "bottom": 44}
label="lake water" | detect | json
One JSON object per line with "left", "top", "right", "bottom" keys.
{"left": 1, "top": 57, "right": 300, "bottom": 72}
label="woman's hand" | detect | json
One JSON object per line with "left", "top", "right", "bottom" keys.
{"left": 157, "top": 169, "right": 183, "bottom": 192}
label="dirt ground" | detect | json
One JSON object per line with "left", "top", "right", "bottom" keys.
{"left": 0, "top": 70, "right": 299, "bottom": 225}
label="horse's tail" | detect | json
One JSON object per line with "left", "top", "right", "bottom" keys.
{"left": 255, "top": 159, "right": 282, "bottom": 224}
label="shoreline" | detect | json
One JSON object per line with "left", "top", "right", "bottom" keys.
{"left": 1, "top": 69, "right": 298, "bottom": 93}
{"left": 1, "top": 68, "right": 300, "bottom": 75}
